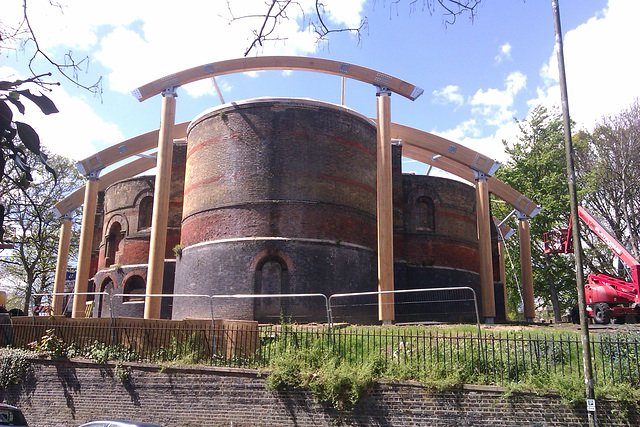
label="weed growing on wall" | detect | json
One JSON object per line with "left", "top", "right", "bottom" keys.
{"left": 29, "top": 329, "right": 70, "bottom": 358}
{"left": 0, "top": 348, "right": 35, "bottom": 389}
{"left": 265, "top": 339, "right": 384, "bottom": 410}
{"left": 115, "top": 362, "right": 132, "bottom": 384}
{"left": 82, "top": 341, "right": 140, "bottom": 364}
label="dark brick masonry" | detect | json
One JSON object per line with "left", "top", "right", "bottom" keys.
{"left": 3, "top": 359, "right": 632, "bottom": 426}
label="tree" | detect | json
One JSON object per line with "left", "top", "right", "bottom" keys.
{"left": 575, "top": 99, "right": 640, "bottom": 279}
{"left": 224, "top": 0, "right": 483, "bottom": 56}
{"left": 0, "top": 152, "right": 83, "bottom": 313}
{"left": 495, "top": 106, "right": 580, "bottom": 321}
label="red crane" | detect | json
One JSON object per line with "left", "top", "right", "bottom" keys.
{"left": 544, "top": 205, "right": 640, "bottom": 324}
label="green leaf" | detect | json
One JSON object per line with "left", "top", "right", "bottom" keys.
{"left": 0, "top": 99, "right": 13, "bottom": 131}
{"left": 17, "top": 89, "right": 59, "bottom": 115}
{"left": 15, "top": 121, "right": 41, "bottom": 155}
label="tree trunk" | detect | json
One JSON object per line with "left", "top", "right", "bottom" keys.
{"left": 544, "top": 252, "right": 562, "bottom": 323}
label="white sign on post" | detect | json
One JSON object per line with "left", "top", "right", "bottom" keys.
{"left": 586, "top": 399, "right": 596, "bottom": 412}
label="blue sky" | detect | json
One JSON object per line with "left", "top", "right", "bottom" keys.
{"left": 2, "top": 0, "right": 638, "bottom": 176}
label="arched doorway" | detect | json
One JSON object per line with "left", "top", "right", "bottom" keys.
{"left": 254, "top": 255, "right": 289, "bottom": 322}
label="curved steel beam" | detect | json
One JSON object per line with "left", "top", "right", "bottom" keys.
{"left": 131, "top": 56, "right": 424, "bottom": 102}
{"left": 76, "top": 122, "right": 189, "bottom": 177}
{"left": 399, "top": 142, "right": 541, "bottom": 218}
{"left": 53, "top": 154, "right": 158, "bottom": 217}
{"left": 61, "top": 120, "right": 539, "bottom": 218}
{"left": 388, "top": 122, "right": 501, "bottom": 177}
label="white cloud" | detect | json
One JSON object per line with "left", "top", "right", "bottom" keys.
{"left": 5, "top": 0, "right": 366, "bottom": 98}
{"left": 470, "top": 71, "right": 526, "bottom": 126}
{"left": 32, "top": 89, "right": 124, "bottom": 160}
{"left": 495, "top": 43, "right": 512, "bottom": 63}
{"left": 0, "top": 66, "right": 123, "bottom": 160}
{"left": 321, "top": 0, "right": 366, "bottom": 28}
{"left": 535, "top": 0, "right": 640, "bottom": 129}
{"left": 432, "top": 85, "right": 464, "bottom": 107}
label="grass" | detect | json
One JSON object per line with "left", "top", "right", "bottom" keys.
{"left": 17, "top": 323, "right": 640, "bottom": 413}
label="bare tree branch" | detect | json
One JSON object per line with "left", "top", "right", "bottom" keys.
{"left": 225, "top": 0, "right": 482, "bottom": 56}
{"left": 21, "top": 0, "right": 103, "bottom": 96}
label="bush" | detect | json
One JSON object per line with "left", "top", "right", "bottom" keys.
{"left": 0, "top": 348, "right": 34, "bottom": 389}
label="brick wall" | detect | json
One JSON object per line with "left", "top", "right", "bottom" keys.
{"left": 1, "top": 359, "right": 632, "bottom": 427}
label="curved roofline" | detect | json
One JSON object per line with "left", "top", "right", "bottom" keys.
{"left": 131, "top": 56, "right": 424, "bottom": 102}
{"left": 60, "top": 118, "right": 540, "bottom": 218}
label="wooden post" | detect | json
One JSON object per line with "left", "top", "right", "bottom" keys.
{"left": 144, "top": 87, "right": 177, "bottom": 319}
{"left": 53, "top": 214, "right": 72, "bottom": 315}
{"left": 72, "top": 173, "right": 100, "bottom": 318}
{"left": 475, "top": 175, "right": 495, "bottom": 322}
{"left": 518, "top": 214, "right": 535, "bottom": 322}
{"left": 376, "top": 88, "right": 394, "bottom": 323}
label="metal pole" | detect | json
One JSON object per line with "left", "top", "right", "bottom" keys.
{"left": 552, "top": 1, "right": 596, "bottom": 425}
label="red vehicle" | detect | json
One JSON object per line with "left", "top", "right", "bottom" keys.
{"left": 544, "top": 205, "right": 640, "bottom": 324}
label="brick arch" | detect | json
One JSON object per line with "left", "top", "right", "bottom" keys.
{"left": 406, "top": 187, "right": 441, "bottom": 207}
{"left": 407, "top": 188, "right": 441, "bottom": 234}
{"left": 105, "top": 213, "right": 129, "bottom": 236}
{"left": 122, "top": 270, "right": 147, "bottom": 303}
{"left": 249, "top": 248, "right": 294, "bottom": 272}
{"left": 121, "top": 269, "right": 148, "bottom": 290}
{"left": 97, "top": 274, "right": 117, "bottom": 318}
{"left": 136, "top": 192, "right": 154, "bottom": 230}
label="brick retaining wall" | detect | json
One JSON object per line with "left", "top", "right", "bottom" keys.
{"left": 1, "top": 359, "right": 634, "bottom": 426}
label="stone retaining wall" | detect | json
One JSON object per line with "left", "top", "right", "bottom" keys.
{"left": 0, "top": 359, "right": 633, "bottom": 426}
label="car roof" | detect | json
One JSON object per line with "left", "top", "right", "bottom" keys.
{"left": 78, "top": 421, "right": 163, "bottom": 427}
{"left": 0, "top": 404, "right": 21, "bottom": 411}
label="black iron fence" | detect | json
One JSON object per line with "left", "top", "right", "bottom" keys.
{"left": 2, "top": 317, "right": 639, "bottom": 388}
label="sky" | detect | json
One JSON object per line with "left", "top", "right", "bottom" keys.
{"left": 2, "top": 0, "right": 639, "bottom": 178}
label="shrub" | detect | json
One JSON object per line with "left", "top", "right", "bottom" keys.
{"left": 0, "top": 348, "right": 34, "bottom": 389}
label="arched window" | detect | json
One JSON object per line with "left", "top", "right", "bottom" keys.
{"left": 123, "top": 275, "right": 146, "bottom": 303}
{"left": 138, "top": 196, "right": 154, "bottom": 230}
{"left": 105, "top": 222, "right": 122, "bottom": 267}
{"left": 415, "top": 196, "right": 435, "bottom": 232}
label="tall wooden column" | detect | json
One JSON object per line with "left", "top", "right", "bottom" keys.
{"left": 72, "top": 173, "right": 100, "bottom": 318}
{"left": 518, "top": 213, "right": 535, "bottom": 322}
{"left": 376, "top": 88, "right": 394, "bottom": 323}
{"left": 53, "top": 214, "right": 72, "bottom": 315}
{"left": 475, "top": 174, "right": 495, "bottom": 322}
{"left": 145, "top": 87, "right": 177, "bottom": 319}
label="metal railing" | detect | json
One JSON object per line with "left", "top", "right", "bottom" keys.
{"left": 328, "top": 286, "right": 480, "bottom": 333}
{"left": 4, "top": 320, "right": 640, "bottom": 387}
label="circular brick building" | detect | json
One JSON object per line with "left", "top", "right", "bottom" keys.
{"left": 91, "top": 142, "right": 186, "bottom": 318}
{"left": 88, "top": 98, "right": 502, "bottom": 323}
{"left": 173, "top": 98, "right": 378, "bottom": 321}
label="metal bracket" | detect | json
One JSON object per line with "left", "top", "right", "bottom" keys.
{"left": 375, "top": 85, "right": 392, "bottom": 97}
{"left": 473, "top": 169, "right": 488, "bottom": 181}
{"left": 161, "top": 86, "right": 178, "bottom": 98}
{"left": 516, "top": 210, "right": 531, "bottom": 221}
{"left": 86, "top": 169, "right": 102, "bottom": 181}
{"left": 135, "top": 152, "right": 158, "bottom": 160}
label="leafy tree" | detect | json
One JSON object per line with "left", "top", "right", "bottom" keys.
{"left": 0, "top": 152, "right": 83, "bottom": 313}
{"left": 575, "top": 99, "right": 640, "bottom": 279}
{"left": 494, "top": 106, "right": 581, "bottom": 321}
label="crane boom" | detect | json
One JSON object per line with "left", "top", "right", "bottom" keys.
{"left": 577, "top": 206, "right": 640, "bottom": 270}
{"left": 544, "top": 205, "right": 640, "bottom": 324}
